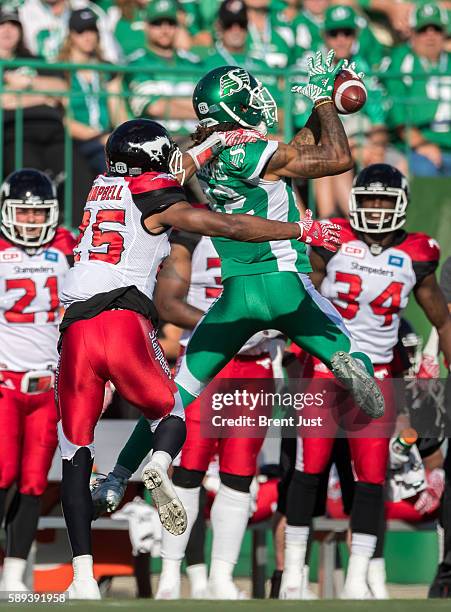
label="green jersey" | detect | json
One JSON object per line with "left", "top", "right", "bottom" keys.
{"left": 382, "top": 47, "right": 451, "bottom": 151}
{"left": 125, "top": 48, "right": 201, "bottom": 135}
{"left": 70, "top": 71, "right": 111, "bottom": 132}
{"left": 197, "top": 139, "right": 311, "bottom": 280}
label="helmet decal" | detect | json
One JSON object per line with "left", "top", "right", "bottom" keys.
{"left": 128, "top": 136, "right": 171, "bottom": 163}
{"left": 220, "top": 68, "right": 251, "bottom": 97}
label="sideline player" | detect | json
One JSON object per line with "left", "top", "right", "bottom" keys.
{"left": 0, "top": 169, "right": 75, "bottom": 592}
{"left": 280, "top": 163, "right": 451, "bottom": 599}
{"left": 57, "top": 117, "right": 334, "bottom": 599}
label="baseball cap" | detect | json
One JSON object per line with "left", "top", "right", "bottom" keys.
{"left": 69, "top": 8, "right": 98, "bottom": 33}
{"left": 0, "top": 9, "right": 21, "bottom": 26}
{"left": 218, "top": 0, "right": 248, "bottom": 29}
{"left": 324, "top": 5, "right": 358, "bottom": 32}
{"left": 411, "top": 4, "right": 448, "bottom": 31}
{"left": 146, "top": 0, "right": 178, "bottom": 24}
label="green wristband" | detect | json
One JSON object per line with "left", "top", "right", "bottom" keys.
{"left": 358, "top": 0, "right": 372, "bottom": 9}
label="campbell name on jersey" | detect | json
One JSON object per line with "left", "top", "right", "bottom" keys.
{"left": 197, "top": 139, "right": 311, "bottom": 281}
{"left": 0, "top": 228, "right": 75, "bottom": 371}
{"left": 172, "top": 230, "right": 279, "bottom": 355}
{"left": 315, "top": 219, "right": 439, "bottom": 364}
{"left": 62, "top": 172, "right": 185, "bottom": 307}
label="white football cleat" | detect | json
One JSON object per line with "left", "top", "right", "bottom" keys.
{"left": 301, "top": 565, "right": 318, "bottom": 600}
{"left": 0, "top": 579, "right": 29, "bottom": 594}
{"left": 0, "top": 558, "right": 29, "bottom": 594}
{"left": 187, "top": 563, "right": 208, "bottom": 599}
{"left": 340, "top": 581, "right": 372, "bottom": 599}
{"left": 330, "top": 351, "right": 385, "bottom": 418}
{"left": 155, "top": 573, "right": 181, "bottom": 599}
{"left": 91, "top": 472, "right": 127, "bottom": 518}
{"left": 141, "top": 461, "right": 187, "bottom": 536}
{"left": 207, "top": 578, "right": 248, "bottom": 600}
{"left": 367, "top": 558, "right": 389, "bottom": 599}
{"left": 279, "top": 570, "right": 303, "bottom": 599}
{"left": 67, "top": 578, "right": 101, "bottom": 600}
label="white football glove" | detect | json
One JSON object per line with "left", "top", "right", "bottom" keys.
{"left": 291, "top": 49, "right": 344, "bottom": 103}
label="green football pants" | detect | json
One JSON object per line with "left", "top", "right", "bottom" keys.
{"left": 175, "top": 271, "right": 353, "bottom": 405}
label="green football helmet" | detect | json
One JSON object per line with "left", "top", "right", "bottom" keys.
{"left": 192, "top": 65, "right": 278, "bottom": 135}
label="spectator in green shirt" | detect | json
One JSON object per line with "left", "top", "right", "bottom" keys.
{"left": 244, "top": 0, "right": 294, "bottom": 69}
{"left": 124, "top": 0, "right": 201, "bottom": 138}
{"left": 58, "top": 9, "right": 125, "bottom": 174}
{"left": 382, "top": 4, "right": 451, "bottom": 176}
{"left": 203, "top": 0, "right": 282, "bottom": 133}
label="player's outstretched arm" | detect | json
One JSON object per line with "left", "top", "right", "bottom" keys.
{"left": 415, "top": 274, "right": 451, "bottom": 367}
{"left": 265, "top": 102, "right": 353, "bottom": 179}
{"left": 145, "top": 202, "right": 341, "bottom": 251}
{"left": 154, "top": 243, "right": 204, "bottom": 329}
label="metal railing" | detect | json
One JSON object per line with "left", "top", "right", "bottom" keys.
{"left": 0, "top": 58, "right": 448, "bottom": 226}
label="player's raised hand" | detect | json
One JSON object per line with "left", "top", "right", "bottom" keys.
{"left": 291, "top": 50, "right": 344, "bottom": 104}
{"left": 342, "top": 59, "right": 365, "bottom": 81}
{"left": 296, "top": 210, "right": 341, "bottom": 252}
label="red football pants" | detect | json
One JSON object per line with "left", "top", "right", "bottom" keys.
{"left": 296, "top": 357, "right": 395, "bottom": 485}
{"left": 0, "top": 371, "right": 57, "bottom": 496}
{"left": 180, "top": 353, "right": 273, "bottom": 476}
{"left": 57, "top": 310, "right": 177, "bottom": 449}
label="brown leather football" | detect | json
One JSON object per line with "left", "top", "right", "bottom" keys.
{"left": 333, "top": 69, "right": 367, "bottom": 115}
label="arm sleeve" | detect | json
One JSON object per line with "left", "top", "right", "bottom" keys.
{"left": 440, "top": 257, "right": 451, "bottom": 303}
{"left": 128, "top": 174, "right": 186, "bottom": 220}
{"left": 170, "top": 229, "right": 201, "bottom": 254}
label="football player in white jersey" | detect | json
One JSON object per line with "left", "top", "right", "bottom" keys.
{"left": 0, "top": 168, "right": 75, "bottom": 592}
{"left": 93, "top": 225, "right": 280, "bottom": 599}
{"left": 280, "top": 163, "right": 451, "bottom": 599}
{"left": 57, "top": 118, "right": 328, "bottom": 599}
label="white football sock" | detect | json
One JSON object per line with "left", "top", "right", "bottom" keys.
{"left": 73, "top": 555, "right": 94, "bottom": 580}
{"left": 150, "top": 450, "right": 172, "bottom": 473}
{"left": 1, "top": 557, "right": 26, "bottom": 582}
{"left": 209, "top": 484, "right": 251, "bottom": 582}
{"left": 284, "top": 525, "right": 309, "bottom": 576}
{"left": 161, "top": 486, "right": 200, "bottom": 561}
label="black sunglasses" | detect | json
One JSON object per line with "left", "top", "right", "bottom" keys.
{"left": 416, "top": 24, "right": 443, "bottom": 34}
{"left": 149, "top": 18, "right": 177, "bottom": 27}
{"left": 327, "top": 28, "right": 355, "bottom": 38}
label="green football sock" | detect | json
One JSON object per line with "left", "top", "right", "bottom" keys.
{"left": 116, "top": 415, "right": 153, "bottom": 474}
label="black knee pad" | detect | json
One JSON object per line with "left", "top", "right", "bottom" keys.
{"left": 351, "top": 482, "right": 384, "bottom": 536}
{"left": 173, "top": 466, "right": 205, "bottom": 488}
{"left": 219, "top": 472, "right": 253, "bottom": 493}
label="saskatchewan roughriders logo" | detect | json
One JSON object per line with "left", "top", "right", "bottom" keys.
{"left": 220, "top": 68, "right": 250, "bottom": 97}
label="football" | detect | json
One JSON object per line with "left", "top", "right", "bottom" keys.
{"left": 333, "top": 69, "right": 367, "bottom": 115}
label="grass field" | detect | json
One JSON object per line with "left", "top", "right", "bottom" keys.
{"left": 1, "top": 600, "right": 451, "bottom": 612}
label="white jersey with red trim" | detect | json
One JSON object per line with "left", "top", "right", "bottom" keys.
{"left": 61, "top": 172, "right": 185, "bottom": 307}
{"left": 0, "top": 228, "right": 75, "bottom": 371}
{"left": 177, "top": 234, "right": 278, "bottom": 355}
{"left": 317, "top": 219, "right": 440, "bottom": 364}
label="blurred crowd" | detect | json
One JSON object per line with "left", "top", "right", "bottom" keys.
{"left": 0, "top": 0, "right": 450, "bottom": 221}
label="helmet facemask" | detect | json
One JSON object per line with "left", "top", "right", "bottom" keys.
{"left": 1, "top": 197, "right": 59, "bottom": 248}
{"left": 168, "top": 143, "right": 185, "bottom": 185}
{"left": 219, "top": 79, "right": 277, "bottom": 135}
{"left": 349, "top": 187, "right": 408, "bottom": 234}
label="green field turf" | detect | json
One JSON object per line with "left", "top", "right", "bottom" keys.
{"left": 1, "top": 600, "right": 450, "bottom": 612}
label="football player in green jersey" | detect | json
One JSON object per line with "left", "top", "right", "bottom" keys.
{"left": 92, "top": 55, "right": 386, "bottom": 554}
